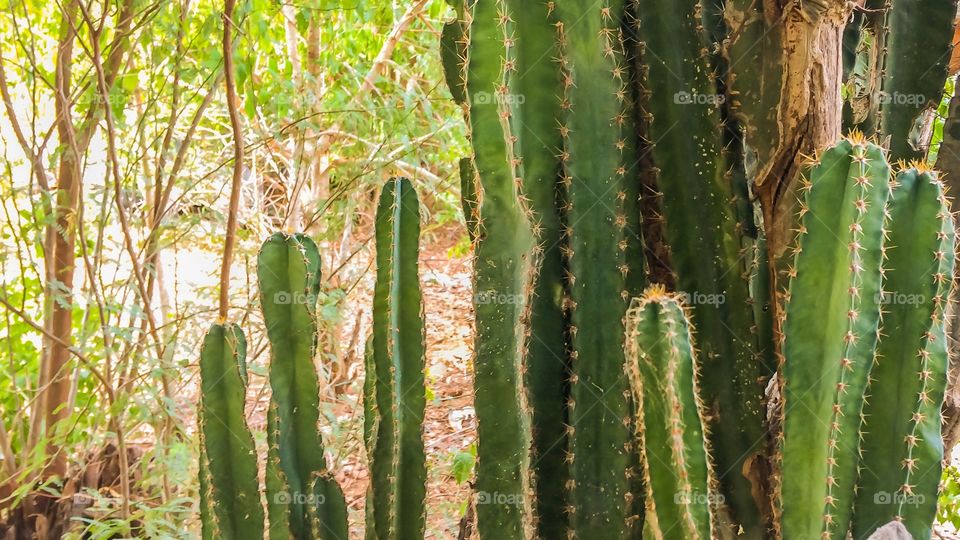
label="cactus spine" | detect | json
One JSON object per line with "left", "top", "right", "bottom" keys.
{"left": 198, "top": 323, "right": 264, "bottom": 540}
{"left": 450, "top": 0, "right": 537, "bottom": 535}
{"left": 627, "top": 287, "right": 713, "bottom": 540}
{"left": 257, "top": 232, "right": 347, "bottom": 540}
{"left": 779, "top": 138, "right": 891, "bottom": 539}
{"left": 853, "top": 168, "right": 956, "bottom": 539}
{"left": 365, "top": 178, "right": 427, "bottom": 540}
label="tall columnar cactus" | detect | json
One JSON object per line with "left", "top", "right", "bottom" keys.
{"left": 626, "top": 287, "right": 713, "bottom": 540}
{"left": 778, "top": 137, "right": 891, "bottom": 539}
{"left": 506, "top": 2, "right": 571, "bottom": 536}
{"left": 446, "top": 0, "right": 537, "bottom": 535}
{"left": 553, "top": 2, "right": 639, "bottom": 536}
{"left": 853, "top": 167, "right": 956, "bottom": 540}
{"left": 634, "top": 0, "right": 767, "bottom": 534}
{"left": 364, "top": 178, "right": 427, "bottom": 540}
{"left": 258, "top": 233, "right": 347, "bottom": 540}
{"left": 198, "top": 323, "right": 264, "bottom": 540}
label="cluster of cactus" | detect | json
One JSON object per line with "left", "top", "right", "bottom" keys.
{"left": 442, "top": 0, "right": 959, "bottom": 537}
{"left": 197, "top": 0, "right": 960, "bottom": 537}
{"left": 363, "top": 177, "right": 427, "bottom": 540}
{"left": 198, "top": 231, "right": 348, "bottom": 539}
{"left": 198, "top": 178, "right": 427, "bottom": 540}
{"left": 623, "top": 139, "right": 955, "bottom": 540}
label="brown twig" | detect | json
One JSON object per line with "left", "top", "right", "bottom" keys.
{"left": 220, "top": 0, "right": 244, "bottom": 321}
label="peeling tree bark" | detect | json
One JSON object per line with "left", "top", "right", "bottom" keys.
{"left": 727, "top": 0, "right": 848, "bottom": 265}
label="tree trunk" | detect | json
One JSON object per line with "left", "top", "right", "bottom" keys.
{"left": 38, "top": 1, "right": 81, "bottom": 478}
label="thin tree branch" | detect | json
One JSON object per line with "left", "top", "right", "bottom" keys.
{"left": 220, "top": 0, "right": 244, "bottom": 321}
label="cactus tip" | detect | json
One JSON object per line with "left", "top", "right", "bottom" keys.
{"left": 642, "top": 283, "right": 670, "bottom": 300}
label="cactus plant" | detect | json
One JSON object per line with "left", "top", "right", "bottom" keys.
{"left": 365, "top": 178, "right": 427, "bottom": 540}
{"left": 257, "top": 232, "right": 347, "bottom": 540}
{"left": 198, "top": 323, "right": 264, "bottom": 540}
{"left": 552, "top": 0, "right": 640, "bottom": 536}
{"left": 446, "top": 0, "right": 538, "bottom": 536}
{"left": 778, "top": 137, "right": 891, "bottom": 539}
{"left": 626, "top": 287, "right": 713, "bottom": 540}
{"left": 853, "top": 167, "right": 956, "bottom": 539}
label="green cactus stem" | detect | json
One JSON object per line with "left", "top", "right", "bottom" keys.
{"left": 366, "top": 177, "right": 427, "bottom": 540}
{"left": 853, "top": 167, "right": 956, "bottom": 540}
{"left": 627, "top": 287, "right": 714, "bottom": 540}
{"left": 454, "top": 0, "right": 537, "bottom": 535}
{"left": 311, "top": 474, "right": 349, "bottom": 540}
{"left": 258, "top": 232, "right": 347, "bottom": 540}
{"left": 779, "top": 137, "right": 890, "bottom": 540}
{"left": 553, "top": 1, "right": 636, "bottom": 535}
{"left": 502, "top": 0, "right": 572, "bottom": 535}
{"left": 266, "top": 401, "right": 292, "bottom": 540}
{"left": 198, "top": 323, "right": 264, "bottom": 540}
